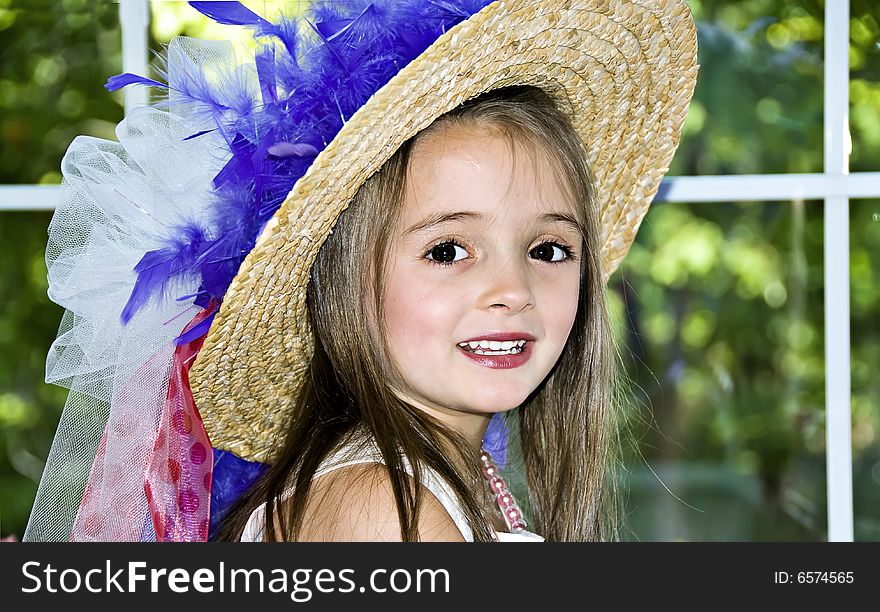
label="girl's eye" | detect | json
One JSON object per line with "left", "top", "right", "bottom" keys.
{"left": 530, "top": 241, "right": 574, "bottom": 264}
{"left": 425, "top": 240, "right": 469, "bottom": 266}
{"left": 424, "top": 240, "right": 576, "bottom": 267}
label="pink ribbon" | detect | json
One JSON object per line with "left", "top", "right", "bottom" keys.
{"left": 71, "top": 346, "right": 175, "bottom": 541}
{"left": 144, "top": 302, "right": 218, "bottom": 541}
{"left": 70, "top": 302, "right": 219, "bottom": 541}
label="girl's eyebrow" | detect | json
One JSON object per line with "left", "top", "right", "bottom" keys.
{"left": 403, "top": 211, "right": 582, "bottom": 236}
{"left": 403, "top": 211, "right": 482, "bottom": 236}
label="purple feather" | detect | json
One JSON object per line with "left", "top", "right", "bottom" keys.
{"left": 174, "top": 310, "right": 217, "bottom": 345}
{"left": 166, "top": 62, "right": 257, "bottom": 141}
{"left": 115, "top": 0, "right": 496, "bottom": 337}
{"left": 105, "top": 73, "right": 167, "bottom": 92}
{"left": 188, "top": 1, "right": 274, "bottom": 32}
{"left": 182, "top": 129, "right": 215, "bottom": 141}
{"left": 208, "top": 449, "right": 267, "bottom": 540}
{"left": 314, "top": 16, "right": 355, "bottom": 40}
{"left": 255, "top": 46, "right": 277, "bottom": 105}
{"left": 120, "top": 224, "right": 208, "bottom": 324}
{"left": 483, "top": 412, "right": 508, "bottom": 468}
{"left": 267, "top": 142, "right": 319, "bottom": 158}
{"left": 120, "top": 251, "right": 176, "bottom": 324}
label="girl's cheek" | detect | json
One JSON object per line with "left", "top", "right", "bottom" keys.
{"left": 539, "top": 275, "right": 579, "bottom": 325}
{"left": 385, "top": 268, "right": 440, "bottom": 325}
{"left": 387, "top": 272, "right": 464, "bottom": 334}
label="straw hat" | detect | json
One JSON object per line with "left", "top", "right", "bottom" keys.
{"left": 188, "top": 0, "right": 699, "bottom": 463}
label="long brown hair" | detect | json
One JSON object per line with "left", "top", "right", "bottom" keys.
{"left": 215, "top": 85, "right": 625, "bottom": 542}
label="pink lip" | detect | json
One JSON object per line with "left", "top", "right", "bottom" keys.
{"left": 457, "top": 339, "right": 534, "bottom": 369}
{"left": 461, "top": 332, "right": 536, "bottom": 342}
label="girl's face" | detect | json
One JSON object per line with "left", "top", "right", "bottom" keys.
{"left": 382, "top": 123, "right": 582, "bottom": 437}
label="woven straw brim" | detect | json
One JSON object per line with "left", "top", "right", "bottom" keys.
{"left": 189, "top": 0, "right": 699, "bottom": 463}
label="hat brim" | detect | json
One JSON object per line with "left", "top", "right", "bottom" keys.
{"left": 190, "top": 0, "right": 699, "bottom": 463}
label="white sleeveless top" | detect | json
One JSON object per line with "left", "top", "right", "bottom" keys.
{"left": 240, "top": 436, "right": 544, "bottom": 542}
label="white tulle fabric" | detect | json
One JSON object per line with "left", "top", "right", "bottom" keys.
{"left": 24, "top": 38, "right": 234, "bottom": 541}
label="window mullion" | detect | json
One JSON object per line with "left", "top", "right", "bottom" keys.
{"left": 823, "top": 0, "right": 854, "bottom": 542}
{"left": 119, "top": 0, "right": 150, "bottom": 113}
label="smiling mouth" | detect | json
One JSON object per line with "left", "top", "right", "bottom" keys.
{"left": 457, "top": 339, "right": 529, "bottom": 355}
{"left": 456, "top": 339, "right": 533, "bottom": 369}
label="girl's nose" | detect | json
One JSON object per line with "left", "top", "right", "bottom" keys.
{"left": 480, "top": 258, "right": 535, "bottom": 314}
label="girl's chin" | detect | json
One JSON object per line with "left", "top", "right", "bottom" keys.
{"left": 454, "top": 394, "right": 530, "bottom": 414}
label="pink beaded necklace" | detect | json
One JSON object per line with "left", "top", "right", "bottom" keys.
{"left": 479, "top": 449, "right": 528, "bottom": 536}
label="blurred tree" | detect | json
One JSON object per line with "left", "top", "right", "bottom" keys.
{"left": 609, "top": 0, "right": 879, "bottom": 541}
{"left": 671, "top": 2, "right": 824, "bottom": 175}
{"left": 0, "top": 0, "right": 122, "bottom": 539}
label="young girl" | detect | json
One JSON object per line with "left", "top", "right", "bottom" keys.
{"left": 25, "top": 0, "right": 698, "bottom": 542}
{"left": 227, "top": 85, "right": 607, "bottom": 542}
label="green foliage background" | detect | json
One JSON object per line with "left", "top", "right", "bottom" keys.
{"left": 0, "top": 0, "right": 877, "bottom": 540}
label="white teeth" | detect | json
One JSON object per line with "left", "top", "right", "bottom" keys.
{"left": 474, "top": 348, "right": 521, "bottom": 355}
{"left": 458, "top": 339, "right": 528, "bottom": 353}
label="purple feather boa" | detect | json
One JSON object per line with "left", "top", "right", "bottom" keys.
{"left": 208, "top": 449, "right": 266, "bottom": 540}
{"left": 483, "top": 412, "right": 508, "bottom": 468}
{"left": 108, "top": 0, "right": 495, "bottom": 337}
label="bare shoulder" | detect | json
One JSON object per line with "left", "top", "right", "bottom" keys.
{"left": 296, "top": 463, "right": 466, "bottom": 542}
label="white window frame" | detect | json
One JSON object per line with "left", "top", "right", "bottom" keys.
{"left": 1, "top": 0, "right": 875, "bottom": 542}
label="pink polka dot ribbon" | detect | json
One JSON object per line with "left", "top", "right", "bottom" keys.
{"left": 70, "top": 347, "right": 179, "bottom": 542}
{"left": 144, "top": 303, "right": 218, "bottom": 542}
